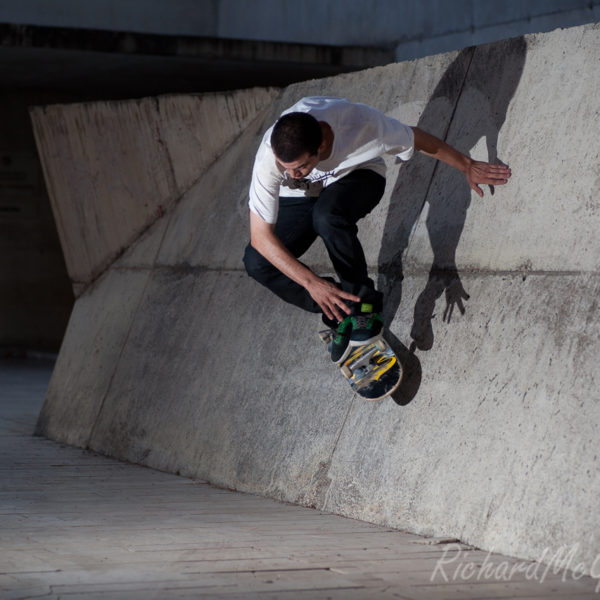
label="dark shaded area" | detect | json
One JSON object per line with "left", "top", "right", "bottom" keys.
{"left": 377, "top": 37, "right": 527, "bottom": 405}
{"left": 0, "top": 23, "right": 390, "bottom": 353}
{"left": 0, "top": 23, "right": 392, "bottom": 99}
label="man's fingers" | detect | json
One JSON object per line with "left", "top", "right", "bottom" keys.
{"left": 330, "top": 293, "right": 355, "bottom": 321}
{"left": 331, "top": 306, "right": 345, "bottom": 322}
{"left": 335, "top": 288, "right": 361, "bottom": 303}
{"left": 321, "top": 303, "right": 335, "bottom": 321}
{"left": 480, "top": 176, "right": 508, "bottom": 187}
{"left": 472, "top": 183, "right": 484, "bottom": 197}
{"left": 328, "top": 288, "right": 359, "bottom": 316}
{"left": 485, "top": 170, "right": 511, "bottom": 183}
{"left": 473, "top": 163, "right": 511, "bottom": 183}
{"left": 480, "top": 161, "right": 511, "bottom": 173}
{"left": 322, "top": 296, "right": 342, "bottom": 321}
{"left": 488, "top": 164, "right": 511, "bottom": 173}
{"left": 469, "top": 162, "right": 511, "bottom": 197}
{"left": 309, "top": 278, "right": 362, "bottom": 322}
{"left": 322, "top": 291, "right": 360, "bottom": 322}
{"left": 326, "top": 300, "right": 348, "bottom": 322}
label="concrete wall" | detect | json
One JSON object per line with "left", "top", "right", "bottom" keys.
{"left": 34, "top": 23, "right": 600, "bottom": 572}
{"left": 30, "top": 88, "right": 278, "bottom": 294}
{"left": 3, "top": 0, "right": 600, "bottom": 61}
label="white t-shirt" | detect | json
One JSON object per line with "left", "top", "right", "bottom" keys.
{"left": 248, "top": 96, "right": 415, "bottom": 224}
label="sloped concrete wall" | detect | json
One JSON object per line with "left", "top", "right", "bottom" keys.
{"left": 35, "top": 24, "right": 600, "bottom": 572}
{"left": 30, "top": 88, "right": 278, "bottom": 294}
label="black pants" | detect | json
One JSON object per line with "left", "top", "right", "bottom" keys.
{"left": 243, "top": 169, "right": 386, "bottom": 314}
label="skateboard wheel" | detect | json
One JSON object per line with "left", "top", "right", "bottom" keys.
{"left": 319, "top": 331, "right": 332, "bottom": 344}
{"left": 341, "top": 365, "right": 352, "bottom": 379}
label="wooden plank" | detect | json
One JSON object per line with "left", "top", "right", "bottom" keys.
{"left": 2, "top": 359, "right": 599, "bottom": 600}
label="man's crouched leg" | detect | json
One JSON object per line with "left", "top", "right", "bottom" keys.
{"left": 243, "top": 243, "right": 321, "bottom": 313}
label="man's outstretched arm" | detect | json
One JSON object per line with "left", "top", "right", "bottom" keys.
{"left": 249, "top": 210, "right": 360, "bottom": 321}
{"left": 411, "top": 127, "right": 511, "bottom": 196}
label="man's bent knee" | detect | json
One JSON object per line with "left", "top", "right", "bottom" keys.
{"left": 243, "top": 243, "right": 264, "bottom": 277}
{"left": 312, "top": 202, "right": 350, "bottom": 238}
{"left": 243, "top": 243, "right": 276, "bottom": 283}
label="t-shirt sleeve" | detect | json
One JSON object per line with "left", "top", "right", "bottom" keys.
{"left": 331, "top": 103, "right": 415, "bottom": 166}
{"left": 248, "top": 135, "right": 282, "bottom": 224}
{"left": 372, "top": 108, "right": 415, "bottom": 162}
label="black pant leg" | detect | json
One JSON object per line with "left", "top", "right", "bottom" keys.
{"left": 243, "top": 196, "right": 321, "bottom": 313}
{"left": 311, "top": 169, "right": 386, "bottom": 307}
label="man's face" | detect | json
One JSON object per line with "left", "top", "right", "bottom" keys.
{"left": 276, "top": 152, "right": 320, "bottom": 179}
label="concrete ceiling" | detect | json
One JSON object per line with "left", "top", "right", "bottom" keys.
{"left": 0, "top": 24, "right": 393, "bottom": 100}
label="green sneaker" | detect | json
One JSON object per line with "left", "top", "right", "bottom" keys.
{"left": 328, "top": 312, "right": 383, "bottom": 365}
{"left": 349, "top": 302, "right": 383, "bottom": 345}
{"left": 330, "top": 316, "right": 353, "bottom": 364}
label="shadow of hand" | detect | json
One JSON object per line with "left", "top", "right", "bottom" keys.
{"left": 411, "top": 268, "right": 470, "bottom": 350}
{"left": 442, "top": 273, "right": 470, "bottom": 322}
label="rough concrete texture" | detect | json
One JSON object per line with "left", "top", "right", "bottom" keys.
{"left": 35, "top": 24, "right": 600, "bottom": 573}
{"left": 30, "top": 87, "right": 279, "bottom": 294}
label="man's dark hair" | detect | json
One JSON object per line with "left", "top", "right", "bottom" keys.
{"left": 270, "top": 112, "right": 322, "bottom": 162}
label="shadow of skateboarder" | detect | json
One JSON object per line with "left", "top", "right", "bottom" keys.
{"left": 378, "top": 38, "right": 526, "bottom": 406}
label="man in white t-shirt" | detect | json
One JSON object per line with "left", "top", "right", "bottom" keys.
{"left": 243, "top": 97, "right": 511, "bottom": 363}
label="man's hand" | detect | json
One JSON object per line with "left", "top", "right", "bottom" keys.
{"left": 412, "top": 127, "right": 512, "bottom": 197}
{"left": 465, "top": 160, "right": 512, "bottom": 197}
{"left": 250, "top": 211, "right": 359, "bottom": 320}
{"left": 305, "top": 276, "right": 360, "bottom": 322}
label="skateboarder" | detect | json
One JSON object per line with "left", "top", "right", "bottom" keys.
{"left": 243, "top": 96, "right": 511, "bottom": 363}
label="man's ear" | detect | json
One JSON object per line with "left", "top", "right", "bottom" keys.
{"left": 316, "top": 134, "right": 329, "bottom": 158}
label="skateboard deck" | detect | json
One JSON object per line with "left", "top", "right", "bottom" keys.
{"left": 319, "top": 330, "right": 402, "bottom": 401}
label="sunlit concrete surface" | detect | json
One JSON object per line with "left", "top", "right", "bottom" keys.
{"left": 2, "top": 359, "right": 599, "bottom": 599}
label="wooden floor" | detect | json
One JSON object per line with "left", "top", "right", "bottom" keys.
{"left": 1, "top": 358, "right": 598, "bottom": 599}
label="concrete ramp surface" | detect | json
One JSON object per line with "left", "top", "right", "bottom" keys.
{"left": 32, "top": 24, "right": 600, "bottom": 573}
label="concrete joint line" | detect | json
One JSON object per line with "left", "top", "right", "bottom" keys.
{"left": 321, "top": 396, "right": 356, "bottom": 510}
{"left": 85, "top": 187, "right": 178, "bottom": 447}
{"left": 154, "top": 100, "right": 179, "bottom": 209}
{"left": 168, "top": 90, "right": 282, "bottom": 201}
{"left": 401, "top": 267, "right": 594, "bottom": 278}
{"left": 73, "top": 89, "right": 281, "bottom": 297}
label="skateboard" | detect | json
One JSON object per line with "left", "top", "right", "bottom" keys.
{"left": 319, "top": 330, "right": 402, "bottom": 401}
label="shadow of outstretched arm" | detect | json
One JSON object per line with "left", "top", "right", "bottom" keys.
{"left": 376, "top": 38, "right": 526, "bottom": 406}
